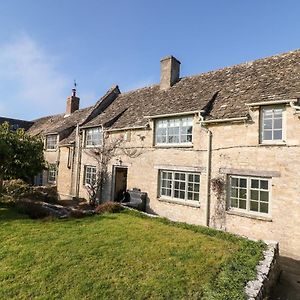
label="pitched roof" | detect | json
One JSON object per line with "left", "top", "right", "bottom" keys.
{"left": 27, "top": 107, "right": 92, "bottom": 136}
{"left": 27, "top": 85, "right": 120, "bottom": 145}
{"left": 84, "top": 49, "right": 300, "bottom": 129}
{"left": 0, "top": 117, "right": 33, "bottom": 130}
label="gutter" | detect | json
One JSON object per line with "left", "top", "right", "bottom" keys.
{"left": 202, "top": 116, "right": 248, "bottom": 124}
{"left": 246, "top": 99, "right": 297, "bottom": 106}
{"left": 106, "top": 124, "right": 149, "bottom": 132}
{"left": 144, "top": 110, "right": 204, "bottom": 119}
{"left": 199, "top": 114, "right": 212, "bottom": 227}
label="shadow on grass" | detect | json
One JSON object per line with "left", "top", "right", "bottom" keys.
{"left": 0, "top": 202, "right": 28, "bottom": 221}
{"left": 0, "top": 202, "right": 121, "bottom": 223}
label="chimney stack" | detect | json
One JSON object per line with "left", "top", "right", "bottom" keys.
{"left": 160, "top": 56, "right": 181, "bottom": 90}
{"left": 65, "top": 88, "right": 80, "bottom": 117}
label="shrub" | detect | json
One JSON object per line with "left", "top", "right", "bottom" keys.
{"left": 3, "top": 179, "right": 31, "bottom": 198}
{"left": 2, "top": 179, "right": 58, "bottom": 203}
{"left": 95, "top": 201, "right": 123, "bottom": 214}
{"left": 29, "top": 186, "right": 58, "bottom": 203}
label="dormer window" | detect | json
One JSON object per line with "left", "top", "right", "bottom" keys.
{"left": 85, "top": 127, "right": 102, "bottom": 147}
{"left": 155, "top": 116, "right": 193, "bottom": 145}
{"left": 260, "top": 107, "right": 284, "bottom": 143}
{"left": 46, "top": 134, "right": 58, "bottom": 150}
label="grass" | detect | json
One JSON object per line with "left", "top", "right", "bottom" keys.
{"left": 0, "top": 203, "right": 265, "bottom": 299}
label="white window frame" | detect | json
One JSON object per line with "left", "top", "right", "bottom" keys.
{"left": 85, "top": 127, "right": 103, "bottom": 147}
{"left": 84, "top": 165, "right": 97, "bottom": 186}
{"left": 45, "top": 134, "right": 58, "bottom": 150}
{"left": 260, "top": 106, "right": 285, "bottom": 144}
{"left": 228, "top": 175, "right": 271, "bottom": 216}
{"left": 158, "top": 170, "right": 200, "bottom": 203}
{"left": 48, "top": 164, "right": 57, "bottom": 184}
{"left": 155, "top": 116, "right": 193, "bottom": 146}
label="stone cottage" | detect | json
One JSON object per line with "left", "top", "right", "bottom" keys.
{"left": 2, "top": 49, "right": 300, "bottom": 259}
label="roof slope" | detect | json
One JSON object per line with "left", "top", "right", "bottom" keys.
{"left": 27, "top": 85, "right": 120, "bottom": 144}
{"left": 84, "top": 49, "right": 300, "bottom": 129}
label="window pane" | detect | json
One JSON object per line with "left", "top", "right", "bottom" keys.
{"left": 231, "top": 188, "right": 238, "bottom": 198}
{"left": 263, "top": 130, "right": 272, "bottom": 140}
{"left": 231, "top": 177, "right": 238, "bottom": 187}
{"left": 260, "top": 180, "right": 268, "bottom": 190}
{"left": 264, "top": 119, "right": 272, "bottom": 130}
{"left": 260, "top": 191, "right": 269, "bottom": 202}
{"left": 250, "top": 190, "right": 259, "bottom": 200}
{"left": 251, "top": 179, "right": 259, "bottom": 189}
{"left": 273, "top": 109, "right": 282, "bottom": 117}
{"left": 194, "top": 184, "right": 199, "bottom": 192}
{"left": 273, "top": 130, "right": 282, "bottom": 140}
{"left": 250, "top": 201, "right": 258, "bottom": 212}
{"left": 231, "top": 198, "right": 238, "bottom": 207}
{"left": 260, "top": 202, "right": 269, "bottom": 213}
{"left": 179, "top": 191, "right": 185, "bottom": 199}
{"left": 274, "top": 118, "right": 282, "bottom": 129}
{"left": 239, "top": 200, "right": 246, "bottom": 209}
{"left": 239, "top": 188, "right": 247, "bottom": 199}
{"left": 240, "top": 178, "right": 247, "bottom": 188}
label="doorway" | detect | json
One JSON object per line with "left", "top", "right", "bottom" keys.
{"left": 113, "top": 166, "right": 128, "bottom": 201}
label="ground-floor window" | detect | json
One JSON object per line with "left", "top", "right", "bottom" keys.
{"left": 159, "top": 170, "right": 200, "bottom": 202}
{"left": 84, "top": 165, "right": 97, "bottom": 186}
{"left": 228, "top": 175, "right": 270, "bottom": 215}
{"left": 48, "top": 164, "right": 57, "bottom": 184}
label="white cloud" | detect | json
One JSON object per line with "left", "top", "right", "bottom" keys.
{"left": 0, "top": 33, "right": 68, "bottom": 119}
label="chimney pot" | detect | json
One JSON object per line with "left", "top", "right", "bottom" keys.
{"left": 160, "top": 55, "right": 181, "bottom": 90}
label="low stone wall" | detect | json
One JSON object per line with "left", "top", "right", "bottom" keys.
{"left": 245, "top": 241, "right": 280, "bottom": 299}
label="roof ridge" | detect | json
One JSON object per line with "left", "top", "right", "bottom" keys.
{"left": 182, "top": 48, "right": 300, "bottom": 81}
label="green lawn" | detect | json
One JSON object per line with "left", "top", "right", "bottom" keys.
{"left": 0, "top": 203, "right": 264, "bottom": 299}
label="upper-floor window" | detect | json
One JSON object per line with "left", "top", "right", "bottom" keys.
{"left": 85, "top": 127, "right": 102, "bottom": 147}
{"left": 48, "top": 164, "right": 57, "bottom": 183}
{"left": 46, "top": 134, "right": 58, "bottom": 150}
{"left": 155, "top": 116, "right": 193, "bottom": 145}
{"left": 159, "top": 170, "right": 200, "bottom": 202}
{"left": 260, "top": 107, "right": 284, "bottom": 143}
{"left": 228, "top": 175, "right": 270, "bottom": 215}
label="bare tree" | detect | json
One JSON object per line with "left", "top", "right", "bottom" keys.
{"left": 85, "top": 133, "right": 124, "bottom": 206}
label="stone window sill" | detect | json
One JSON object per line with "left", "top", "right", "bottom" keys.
{"left": 259, "top": 142, "right": 286, "bottom": 147}
{"left": 226, "top": 210, "right": 272, "bottom": 222}
{"left": 158, "top": 197, "right": 200, "bottom": 208}
{"left": 154, "top": 143, "right": 193, "bottom": 149}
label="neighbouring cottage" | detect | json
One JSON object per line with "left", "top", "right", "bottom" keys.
{"left": 2, "top": 49, "right": 300, "bottom": 259}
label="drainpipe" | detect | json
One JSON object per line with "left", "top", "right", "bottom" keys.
{"left": 199, "top": 114, "right": 212, "bottom": 227}
{"left": 75, "top": 124, "right": 82, "bottom": 198}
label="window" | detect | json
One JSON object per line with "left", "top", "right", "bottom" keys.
{"left": 48, "top": 164, "right": 57, "bottom": 183}
{"left": 159, "top": 170, "right": 200, "bottom": 202}
{"left": 155, "top": 117, "right": 193, "bottom": 145}
{"left": 229, "top": 175, "right": 270, "bottom": 215}
{"left": 261, "top": 107, "right": 284, "bottom": 143}
{"left": 85, "top": 127, "right": 102, "bottom": 147}
{"left": 84, "top": 165, "right": 97, "bottom": 186}
{"left": 46, "top": 135, "right": 58, "bottom": 150}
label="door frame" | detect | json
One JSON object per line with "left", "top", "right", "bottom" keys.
{"left": 111, "top": 165, "right": 128, "bottom": 201}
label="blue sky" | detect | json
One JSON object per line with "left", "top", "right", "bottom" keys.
{"left": 1, "top": 0, "right": 300, "bottom": 120}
